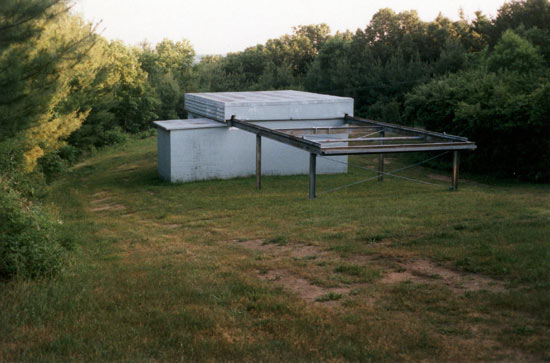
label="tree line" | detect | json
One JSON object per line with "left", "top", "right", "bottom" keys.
{"left": 1, "top": 0, "right": 549, "bottom": 279}
{"left": 194, "top": 3, "right": 549, "bottom": 182}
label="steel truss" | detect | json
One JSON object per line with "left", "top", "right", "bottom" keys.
{"left": 229, "top": 115, "right": 476, "bottom": 199}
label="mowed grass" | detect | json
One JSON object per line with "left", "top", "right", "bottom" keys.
{"left": 1, "top": 135, "right": 549, "bottom": 361}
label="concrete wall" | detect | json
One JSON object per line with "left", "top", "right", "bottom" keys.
{"left": 163, "top": 119, "right": 348, "bottom": 183}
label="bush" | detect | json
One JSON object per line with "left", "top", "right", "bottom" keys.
{"left": 0, "top": 138, "right": 46, "bottom": 198}
{"left": 57, "top": 144, "right": 81, "bottom": 165}
{"left": 104, "top": 127, "right": 129, "bottom": 145}
{"left": 0, "top": 178, "right": 67, "bottom": 279}
{"left": 38, "top": 152, "right": 68, "bottom": 182}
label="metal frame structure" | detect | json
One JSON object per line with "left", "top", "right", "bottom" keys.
{"left": 229, "top": 115, "right": 476, "bottom": 199}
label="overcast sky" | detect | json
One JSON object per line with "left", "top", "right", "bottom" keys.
{"left": 73, "top": 0, "right": 508, "bottom": 55}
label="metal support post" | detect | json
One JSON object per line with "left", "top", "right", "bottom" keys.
{"left": 309, "top": 153, "right": 317, "bottom": 199}
{"left": 378, "top": 130, "right": 385, "bottom": 181}
{"left": 256, "top": 134, "right": 261, "bottom": 189}
{"left": 452, "top": 151, "right": 460, "bottom": 191}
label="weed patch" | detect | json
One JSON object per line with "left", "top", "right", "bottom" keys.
{"left": 316, "top": 292, "right": 343, "bottom": 302}
{"left": 262, "top": 236, "right": 288, "bottom": 246}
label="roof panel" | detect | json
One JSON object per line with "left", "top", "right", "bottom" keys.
{"left": 153, "top": 118, "right": 226, "bottom": 131}
{"left": 184, "top": 90, "right": 354, "bottom": 121}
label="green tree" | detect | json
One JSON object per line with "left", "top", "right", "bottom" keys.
{"left": 0, "top": 1, "right": 97, "bottom": 170}
{"left": 0, "top": 0, "right": 95, "bottom": 144}
{"left": 136, "top": 38, "right": 195, "bottom": 118}
{"left": 488, "top": 29, "right": 544, "bottom": 73}
{"left": 69, "top": 39, "right": 160, "bottom": 149}
{"left": 192, "top": 55, "right": 235, "bottom": 92}
{"left": 405, "top": 31, "right": 549, "bottom": 181}
{"left": 493, "top": 0, "right": 550, "bottom": 39}
{"left": 0, "top": 1, "right": 90, "bottom": 280}
{"left": 264, "top": 24, "right": 331, "bottom": 76}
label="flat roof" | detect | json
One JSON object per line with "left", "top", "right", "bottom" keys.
{"left": 153, "top": 118, "right": 226, "bottom": 131}
{"left": 184, "top": 90, "right": 354, "bottom": 122}
{"left": 185, "top": 90, "right": 352, "bottom": 107}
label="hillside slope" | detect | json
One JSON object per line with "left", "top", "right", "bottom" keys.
{"left": 1, "top": 136, "right": 549, "bottom": 361}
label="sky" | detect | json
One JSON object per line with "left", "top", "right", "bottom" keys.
{"left": 73, "top": 0, "right": 508, "bottom": 55}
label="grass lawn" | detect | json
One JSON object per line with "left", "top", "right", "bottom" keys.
{"left": 1, "top": 135, "right": 549, "bottom": 361}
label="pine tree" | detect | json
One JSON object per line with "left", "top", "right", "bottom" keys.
{"left": 0, "top": 0, "right": 97, "bottom": 169}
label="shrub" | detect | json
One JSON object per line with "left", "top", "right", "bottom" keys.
{"left": 38, "top": 151, "right": 68, "bottom": 182}
{"left": 57, "top": 144, "right": 81, "bottom": 165}
{"left": 0, "top": 138, "right": 46, "bottom": 198}
{"left": 103, "top": 127, "right": 129, "bottom": 145}
{"left": 0, "top": 178, "right": 67, "bottom": 279}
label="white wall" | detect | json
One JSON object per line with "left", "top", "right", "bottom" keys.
{"left": 164, "top": 119, "right": 348, "bottom": 182}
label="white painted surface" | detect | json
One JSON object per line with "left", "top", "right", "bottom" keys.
{"left": 157, "top": 119, "right": 348, "bottom": 182}
{"left": 154, "top": 118, "right": 225, "bottom": 131}
{"left": 185, "top": 90, "right": 353, "bottom": 122}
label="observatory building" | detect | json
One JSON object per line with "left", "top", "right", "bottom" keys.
{"left": 154, "top": 90, "right": 476, "bottom": 199}
{"left": 153, "top": 91, "right": 353, "bottom": 183}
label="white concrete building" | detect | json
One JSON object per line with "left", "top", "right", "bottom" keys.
{"left": 154, "top": 90, "right": 353, "bottom": 183}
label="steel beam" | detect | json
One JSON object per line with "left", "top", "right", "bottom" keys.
{"left": 321, "top": 142, "right": 477, "bottom": 155}
{"left": 452, "top": 151, "right": 460, "bottom": 191}
{"left": 309, "top": 153, "right": 316, "bottom": 199}
{"left": 256, "top": 135, "right": 261, "bottom": 190}
{"left": 276, "top": 126, "right": 382, "bottom": 135}
{"left": 378, "top": 130, "right": 385, "bottom": 182}
{"left": 227, "top": 116, "right": 475, "bottom": 198}
{"left": 309, "top": 136, "right": 424, "bottom": 143}
{"left": 230, "top": 118, "right": 321, "bottom": 154}
{"left": 345, "top": 115, "right": 469, "bottom": 142}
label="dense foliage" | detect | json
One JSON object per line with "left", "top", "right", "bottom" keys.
{"left": 0, "top": 176, "right": 68, "bottom": 279}
{"left": 191, "top": 1, "right": 549, "bottom": 180}
{"left": 1, "top": 0, "right": 549, "bottom": 279}
{"left": 405, "top": 30, "right": 550, "bottom": 180}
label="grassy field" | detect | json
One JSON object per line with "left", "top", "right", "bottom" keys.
{"left": 1, "top": 135, "right": 549, "bottom": 361}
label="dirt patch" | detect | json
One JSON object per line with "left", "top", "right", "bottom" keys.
{"left": 234, "top": 239, "right": 506, "bottom": 305}
{"left": 235, "top": 239, "right": 326, "bottom": 259}
{"left": 89, "top": 204, "right": 126, "bottom": 212}
{"left": 380, "top": 270, "right": 417, "bottom": 284}
{"left": 381, "top": 258, "right": 506, "bottom": 293}
{"left": 259, "top": 269, "right": 350, "bottom": 305}
{"left": 234, "top": 240, "right": 350, "bottom": 306}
